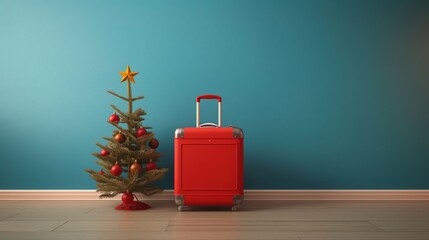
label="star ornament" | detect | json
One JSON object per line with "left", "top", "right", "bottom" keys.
{"left": 119, "top": 65, "right": 139, "bottom": 83}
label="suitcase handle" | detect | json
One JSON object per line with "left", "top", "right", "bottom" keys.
{"left": 196, "top": 95, "right": 222, "bottom": 102}
{"left": 196, "top": 94, "right": 222, "bottom": 127}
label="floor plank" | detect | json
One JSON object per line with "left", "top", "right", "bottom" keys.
{"left": 298, "top": 231, "right": 429, "bottom": 240}
{"left": 0, "top": 231, "right": 299, "bottom": 240}
{"left": 0, "top": 210, "right": 19, "bottom": 221}
{"left": 369, "top": 220, "right": 429, "bottom": 231}
{"left": 167, "top": 219, "right": 381, "bottom": 232}
{"left": 54, "top": 220, "right": 169, "bottom": 232}
{"left": 0, "top": 221, "right": 66, "bottom": 232}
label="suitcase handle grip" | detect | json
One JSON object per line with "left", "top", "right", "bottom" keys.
{"left": 196, "top": 94, "right": 222, "bottom": 127}
{"left": 198, "top": 123, "right": 219, "bottom": 128}
{"left": 196, "top": 95, "right": 222, "bottom": 102}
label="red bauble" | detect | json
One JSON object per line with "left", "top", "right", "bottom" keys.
{"left": 149, "top": 138, "right": 159, "bottom": 149}
{"left": 99, "top": 169, "right": 104, "bottom": 175}
{"left": 109, "top": 112, "right": 120, "bottom": 124}
{"left": 110, "top": 162, "right": 122, "bottom": 176}
{"left": 146, "top": 161, "right": 157, "bottom": 171}
{"left": 100, "top": 149, "right": 109, "bottom": 156}
{"left": 136, "top": 127, "right": 147, "bottom": 137}
{"left": 129, "top": 160, "right": 142, "bottom": 175}
{"left": 121, "top": 192, "right": 134, "bottom": 205}
{"left": 115, "top": 132, "right": 126, "bottom": 143}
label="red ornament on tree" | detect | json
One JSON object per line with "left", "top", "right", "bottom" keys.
{"left": 99, "top": 169, "right": 104, "bottom": 175}
{"left": 136, "top": 127, "right": 147, "bottom": 137}
{"left": 146, "top": 160, "right": 157, "bottom": 171}
{"left": 100, "top": 149, "right": 109, "bottom": 156}
{"left": 121, "top": 191, "right": 134, "bottom": 205}
{"left": 149, "top": 138, "right": 159, "bottom": 149}
{"left": 110, "top": 162, "right": 122, "bottom": 176}
{"left": 108, "top": 112, "right": 120, "bottom": 124}
{"left": 115, "top": 132, "right": 126, "bottom": 143}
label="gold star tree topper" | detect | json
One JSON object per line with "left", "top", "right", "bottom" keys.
{"left": 119, "top": 65, "right": 139, "bottom": 83}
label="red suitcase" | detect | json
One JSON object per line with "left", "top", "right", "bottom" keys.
{"left": 174, "top": 94, "right": 244, "bottom": 211}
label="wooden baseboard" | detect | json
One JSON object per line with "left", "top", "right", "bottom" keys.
{"left": 243, "top": 190, "right": 429, "bottom": 200}
{"left": 1, "top": 190, "right": 429, "bottom": 201}
{"left": 0, "top": 190, "right": 173, "bottom": 201}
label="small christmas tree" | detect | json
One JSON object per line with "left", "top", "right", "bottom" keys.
{"left": 85, "top": 65, "right": 168, "bottom": 210}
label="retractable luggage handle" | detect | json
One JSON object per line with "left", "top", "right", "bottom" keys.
{"left": 196, "top": 94, "right": 222, "bottom": 127}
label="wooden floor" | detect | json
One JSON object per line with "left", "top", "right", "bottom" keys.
{"left": 1, "top": 200, "right": 429, "bottom": 239}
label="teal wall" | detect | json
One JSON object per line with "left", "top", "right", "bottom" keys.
{"left": 0, "top": 0, "right": 428, "bottom": 189}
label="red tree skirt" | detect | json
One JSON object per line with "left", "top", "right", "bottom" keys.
{"left": 115, "top": 201, "right": 151, "bottom": 210}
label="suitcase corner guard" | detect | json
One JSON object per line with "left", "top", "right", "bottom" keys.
{"left": 233, "top": 195, "right": 244, "bottom": 206}
{"left": 232, "top": 127, "right": 244, "bottom": 138}
{"left": 175, "top": 195, "right": 184, "bottom": 205}
{"left": 175, "top": 128, "right": 184, "bottom": 138}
